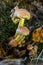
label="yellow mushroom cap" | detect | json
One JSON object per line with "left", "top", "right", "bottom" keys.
{"left": 10, "top": 6, "right": 31, "bottom": 20}
{"left": 27, "top": 44, "right": 33, "bottom": 50}
{"left": 9, "top": 39, "right": 18, "bottom": 47}
{"left": 16, "top": 26, "right": 30, "bottom": 35}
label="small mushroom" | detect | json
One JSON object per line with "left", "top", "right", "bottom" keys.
{"left": 10, "top": 6, "right": 31, "bottom": 26}
{"left": 16, "top": 26, "right": 30, "bottom": 36}
{"left": 11, "top": 6, "right": 31, "bottom": 20}
{"left": 14, "top": 26, "right": 30, "bottom": 44}
{"left": 27, "top": 44, "right": 33, "bottom": 50}
{"left": 29, "top": 49, "right": 35, "bottom": 56}
{"left": 29, "top": 45, "right": 38, "bottom": 58}
{"left": 9, "top": 39, "right": 18, "bottom": 47}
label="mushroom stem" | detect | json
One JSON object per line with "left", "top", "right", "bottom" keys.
{"left": 15, "top": 35, "right": 21, "bottom": 42}
{"left": 15, "top": 35, "right": 24, "bottom": 42}
{"left": 14, "top": 18, "right": 25, "bottom": 39}
{"left": 18, "top": 36, "right": 25, "bottom": 45}
{"left": 18, "top": 18, "right": 25, "bottom": 27}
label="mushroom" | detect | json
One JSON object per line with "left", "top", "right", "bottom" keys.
{"left": 11, "top": 6, "right": 31, "bottom": 20}
{"left": 10, "top": 6, "right": 31, "bottom": 26}
{"left": 29, "top": 49, "right": 37, "bottom": 58}
{"left": 14, "top": 6, "right": 30, "bottom": 19}
{"left": 9, "top": 39, "right": 18, "bottom": 47}
{"left": 27, "top": 44, "right": 33, "bottom": 50}
{"left": 14, "top": 26, "right": 30, "bottom": 46}
{"left": 29, "top": 49, "right": 36, "bottom": 57}
{"left": 16, "top": 26, "right": 30, "bottom": 36}
{"left": 9, "top": 35, "right": 25, "bottom": 48}
{"left": 29, "top": 45, "right": 38, "bottom": 58}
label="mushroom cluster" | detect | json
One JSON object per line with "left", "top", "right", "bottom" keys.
{"left": 8, "top": 6, "right": 38, "bottom": 59}
{"left": 32, "top": 26, "right": 43, "bottom": 43}
{"left": 9, "top": 6, "right": 30, "bottom": 48}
